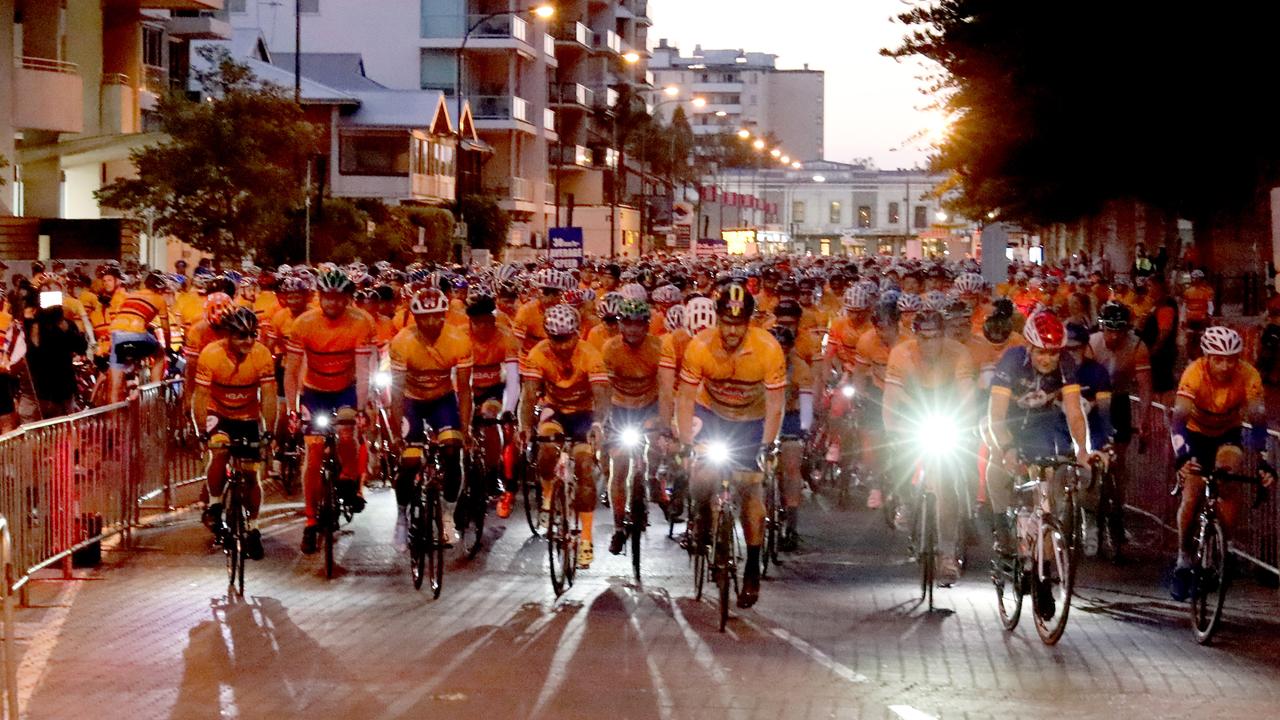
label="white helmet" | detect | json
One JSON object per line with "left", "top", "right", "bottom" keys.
{"left": 409, "top": 288, "right": 450, "bottom": 315}
{"left": 597, "top": 291, "right": 625, "bottom": 320}
{"left": 842, "top": 284, "right": 876, "bottom": 311}
{"left": 1200, "top": 326, "right": 1243, "bottom": 356}
{"left": 651, "top": 284, "right": 682, "bottom": 304}
{"left": 685, "top": 297, "right": 718, "bottom": 333}
{"left": 532, "top": 268, "right": 560, "bottom": 290}
{"left": 897, "top": 293, "right": 925, "bottom": 312}
{"left": 555, "top": 270, "right": 577, "bottom": 292}
{"left": 619, "top": 283, "right": 648, "bottom": 301}
{"left": 954, "top": 272, "right": 984, "bottom": 294}
{"left": 922, "top": 290, "right": 949, "bottom": 311}
{"left": 543, "top": 303, "right": 581, "bottom": 336}
{"left": 496, "top": 263, "right": 521, "bottom": 284}
{"left": 664, "top": 304, "right": 686, "bottom": 334}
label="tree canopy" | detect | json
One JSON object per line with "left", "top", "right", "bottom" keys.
{"left": 97, "top": 46, "right": 320, "bottom": 260}
{"left": 884, "top": 2, "right": 1280, "bottom": 228}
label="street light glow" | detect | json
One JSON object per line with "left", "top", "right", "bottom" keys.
{"left": 791, "top": 161, "right": 802, "bottom": 169}
{"left": 532, "top": 4, "right": 555, "bottom": 18}
{"left": 715, "top": 110, "right": 727, "bottom": 117}
{"left": 737, "top": 129, "right": 751, "bottom": 139}
{"left": 692, "top": 97, "right": 707, "bottom": 108}
{"left": 623, "top": 51, "right": 641, "bottom": 64}
{"left": 663, "top": 85, "right": 680, "bottom": 97}
{"left": 813, "top": 175, "right": 826, "bottom": 182}
{"left": 770, "top": 148, "right": 781, "bottom": 158}
{"left": 753, "top": 139, "right": 766, "bottom": 150}
{"left": 780, "top": 155, "right": 790, "bottom": 164}
{"left": 935, "top": 210, "right": 949, "bottom": 222}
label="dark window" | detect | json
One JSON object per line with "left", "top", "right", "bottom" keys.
{"left": 914, "top": 205, "right": 928, "bottom": 229}
{"left": 299, "top": 0, "right": 320, "bottom": 13}
{"left": 227, "top": 0, "right": 247, "bottom": 12}
{"left": 792, "top": 201, "right": 805, "bottom": 223}
{"left": 829, "top": 201, "right": 841, "bottom": 224}
{"left": 888, "top": 202, "right": 900, "bottom": 224}
{"left": 142, "top": 26, "right": 164, "bottom": 68}
{"left": 857, "top": 206, "right": 871, "bottom": 228}
{"left": 340, "top": 133, "right": 410, "bottom": 176}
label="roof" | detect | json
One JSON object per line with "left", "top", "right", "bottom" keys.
{"left": 269, "top": 53, "right": 388, "bottom": 92}
{"left": 190, "top": 39, "right": 360, "bottom": 106}
{"left": 346, "top": 90, "right": 449, "bottom": 128}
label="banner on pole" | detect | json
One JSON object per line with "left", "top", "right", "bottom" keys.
{"left": 548, "top": 227, "right": 584, "bottom": 268}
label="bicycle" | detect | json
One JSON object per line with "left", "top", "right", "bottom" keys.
{"left": 538, "top": 433, "right": 582, "bottom": 596}
{"left": 404, "top": 434, "right": 448, "bottom": 596}
{"left": 991, "top": 455, "right": 1085, "bottom": 646}
{"left": 514, "top": 436, "right": 544, "bottom": 537}
{"left": 274, "top": 411, "right": 304, "bottom": 496}
{"left": 760, "top": 437, "right": 793, "bottom": 579}
{"left": 457, "top": 416, "right": 504, "bottom": 558}
{"left": 366, "top": 373, "right": 397, "bottom": 489}
{"left": 615, "top": 425, "right": 650, "bottom": 583}
{"left": 313, "top": 412, "right": 359, "bottom": 580}
{"left": 217, "top": 435, "right": 263, "bottom": 597}
{"left": 699, "top": 440, "right": 775, "bottom": 632}
{"left": 1175, "top": 466, "right": 1268, "bottom": 645}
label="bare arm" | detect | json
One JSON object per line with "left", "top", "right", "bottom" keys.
{"left": 284, "top": 352, "right": 302, "bottom": 413}
{"left": 657, "top": 367, "right": 676, "bottom": 430}
{"left": 456, "top": 367, "right": 473, "bottom": 438}
{"left": 988, "top": 391, "right": 1013, "bottom": 451}
{"left": 762, "top": 387, "right": 785, "bottom": 446}
{"left": 389, "top": 368, "right": 406, "bottom": 445}
{"left": 193, "top": 384, "right": 211, "bottom": 436}
{"left": 260, "top": 381, "right": 278, "bottom": 433}
{"left": 1062, "top": 388, "right": 1089, "bottom": 461}
{"left": 519, "top": 379, "right": 539, "bottom": 437}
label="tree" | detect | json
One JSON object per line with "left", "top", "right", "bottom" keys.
{"left": 97, "top": 46, "right": 320, "bottom": 260}
{"left": 884, "top": 2, "right": 1280, "bottom": 239}
{"left": 458, "top": 195, "right": 508, "bottom": 256}
{"left": 403, "top": 206, "right": 456, "bottom": 262}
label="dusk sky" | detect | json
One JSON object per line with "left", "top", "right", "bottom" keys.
{"left": 647, "top": 0, "right": 940, "bottom": 170}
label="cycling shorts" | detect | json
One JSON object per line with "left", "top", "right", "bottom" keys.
{"left": 538, "top": 410, "right": 594, "bottom": 442}
{"left": 1183, "top": 428, "right": 1243, "bottom": 472}
{"left": 781, "top": 411, "right": 804, "bottom": 439}
{"left": 606, "top": 401, "right": 659, "bottom": 435}
{"left": 474, "top": 382, "right": 504, "bottom": 410}
{"left": 300, "top": 385, "right": 358, "bottom": 432}
{"left": 1111, "top": 394, "right": 1133, "bottom": 445}
{"left": 1010, "top": 419, "right": 1074, "bottom": 462}
{"left": 403, "top": 393, "right": 463, "bottom": 444}
{"left": 693, "top": 405, "right": 765, "bottom": 473}
{"left": 107, "top": 330, "right": 160, "bottom": 371}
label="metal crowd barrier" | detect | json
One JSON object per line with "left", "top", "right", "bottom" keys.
{"left": 1123, "top": 399, "right": 1280, "bottom": 577}
{"left": 1, "top": 516, "right": 18, "bottom": 720}
{"left": 0, "top": 381, "right": 204, "bottom": 605}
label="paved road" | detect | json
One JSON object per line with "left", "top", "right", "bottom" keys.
{"left": 10, "top": 486, "right": 1280, "bottom": 720}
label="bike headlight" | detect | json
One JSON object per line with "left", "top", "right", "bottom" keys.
{"left": 620, "top": 426, "right": 642, "bottom": 449}
{"left": 706, "top": 440, "right": 731, "bottom": 465}
{"left": 314, "top": 413, "right": 331, "bottom": 429}
{"left": 918, "top": 413, "right": 959, "bottom": 455}
{"left": 373, "top": 371, "right": 391, "bottom": 389}
{"left": 841, "top": 385, "right": 855, "bottom": 399}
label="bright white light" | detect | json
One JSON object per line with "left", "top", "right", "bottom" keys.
{"left": 706, "top": 441, "right": 731, "bottom": 465}
{"left": 841, "top": 385, "right": 855, "bottom": 399}
{"left": 373, "top": 371, "right": 392, "bottom": 388}
{"left": 752, "top": 139, "right": 766, "bottom": 150}
{"left": 935, "top": 210, "right": 948, "bottom": 222}
{"left": 737, "top": 129, "right": 751, "bottom": 139}
{"left": 691, "top": 97, "right": 707, "bottom": 108}
{"left": 812, "top": 175, "right": 826, "bottom": 183}
{"left": 663, "top": 85, "right": 680, "bottom": 97}
{"left": 917, "top": 414, "right": 959, "bottom": 455}
{"left": 314, "top": 414, "right": 331, "bottom": 429}
{"left": 715, "top": 110, "right": 727, "bottom": 117}
{"left": 623, "top": 51, "right": 641, "bottom": 64}
{"left": 620, "top": 427, "right": 642, "bottom": 449}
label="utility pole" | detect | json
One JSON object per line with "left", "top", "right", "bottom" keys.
{"left": 294, "top": 0, "right": 301, "bottom": 103}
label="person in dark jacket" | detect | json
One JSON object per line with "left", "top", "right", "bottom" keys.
{"left": 25, "top": 303, "right": 88, "bottom": 419}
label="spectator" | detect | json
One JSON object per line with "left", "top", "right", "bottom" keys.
{"left": 1133, "top": 243, "right": 1155, "bottom": 281}
{"left": 173, "top": 259, "right": 189, "bottom": 284}
{"left": 0, "top": 293, "right": 26, "bottom": 433}
{"left": 24, "top": 301, "right": 87, "bottom": 420}
{"left": 1138, "top": 275, "right": 1179, "bottom": 403}
{"left": 1259, "top": 294, "right": 1280, "bottom": 387}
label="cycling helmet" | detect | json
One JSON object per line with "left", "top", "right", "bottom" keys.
{"left": 223, "top": 306, "right": 260, "bottom": 337}
{"left": 770, "top": 325, "right": 796, "bottom": 348}
{"left": 872, "top": 299, "right": 901, "bottom": 328}
{"left": 1190, "top": 269, "right": 1206, "bottom": 282}
{"left": 774, "top": 298, "right": 803, "bottom": 319}
{"left": 1097, "top": 301, "right": 1132, "bottom": 330}
{"left": 1023, "top": 311, "right": 1067, "bottom": 350}
{"left": 716, "top": 283, "right": 755, "bottom": 320}
{"left": 618, "top": 298, "right": 651, "bottom": 322}
{"left": 316, "top": 269, "right": 355, "bottom": 294}
{"left": 983, "top": 312, "right": 1014, "bottom": 344}
{"left": 597, "top": 292, "right": 625, "bottom": 321}
{"left": 142, "top": 270, "right": 167, "bottom": 292}
{"left": 238, "top": 275, "right": 259, "bottom": 290}
{"left": 619, "top": 283, "right": 648, "bottom": 301}
{"left": 651, "top": 284, "right": 682, "bottom": 304}
{"left": 775, "top": 279, "right": 799, "bottom": 297}
{"left": 554, "top": 270, "right": 577, "bottom": 292}
{"left": 466, "top": 293, "right": 497, "bottom": 317}
{"left": 954, "top": 272, "right": 985, "bottom": 294}
{"left": 1064, "top": 322, "right": 1091, "bottom": 348}
{"left": 467, "top": 282, "right": 494, "bottom": 304}
{"left": 912, "top": 309, "right": 945, "bottom": 336}
{"left": 922, "top": 290, "right": 949, "bottom": 311}
{"left": 409, "top": 288, "right": 450, "bottom": 315}
{"left": 565, "top": 287, "right": 596, "bottom": 307}
{"left": 990, "top": 297, "right": 1015, "bottom": 319}
{"left": 276, "top": 275, "right": 307, "bottom": 295}
{"left": 496, "top": 263, "right": 521, "bottom": 284}
{"left": 943, "top": 299, "right": 972, "bottom": 320}
{"left": 686, "top": 297, "right": 718, "bottom": 333}
{"left": 897, "top": 293, "right": 925, "bottom": 313}
{"left": 203, "top": 293, "right": 235, "bottom": 328}
{"left": 664, "top": 304, "right": 686, "bottom": 334}
{"left": 1200, "top": 325, "right": 1243, "bottom": 356}
{"left": 543, "top": 303, "right": 581, "bottom": 336}
{"left": 843, "top": 283, "right": 876, "bottom": 311}
{"left": 532, "top": 268, "right": 560, "bottom": 290}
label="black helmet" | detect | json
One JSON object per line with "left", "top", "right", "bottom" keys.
{"left": 715, "top": 283, "right": 756, "bottom": 320}
{"left": 223, "top": 306, "right": 260, "bottom": 337}
{"left": 143, "top": 270, "right": 168, "bottom": 292}
{"left": 769, "top": 325, "right": 796, "bottom": 348}
{"left": 983, "top": 312, "right": 1013, "bottom": 344}
{"left": 912, "top": 309, "right": 945, "bottom": 336}
{"left": 872, "top": 299, "right": 901, "bottom": 328}
{"left": 1097, "top": 301, "right": 1132, "bottom": 330}
{"left": 990, "top": 297, "right": 1015, "bottom": 319}
{"left": 773, "top": 298, "right": 803, "bottom": 319}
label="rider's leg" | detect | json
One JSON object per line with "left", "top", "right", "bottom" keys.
{"left": 736, "top": 469, "right": 766, "bottom": 607}
{"left": 607, "top": 445, "right": 629, "bottom": 553}
{"left": 1212, "top": 444, "right": 1246, "bottom": 535}
{"left": 572, "top": 442, "right": 596, "bottom": 549}
{"left": 985, "top": 451, "right": 1015, "bottom": 553}
{"left": 780, "top": 439, "right": 803, "bottom": 546}
{"left": 689, "top": 463, "right": 718, "bottom": 546}
{"left": 302, "top": 435, "right": 325, "bottom": 527}
{"left": 203, "top": 444, "right": 230, "bottom": 534}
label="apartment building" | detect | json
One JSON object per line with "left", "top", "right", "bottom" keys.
{"left": 650, "top": 39, "right": 824, "bottom": 163}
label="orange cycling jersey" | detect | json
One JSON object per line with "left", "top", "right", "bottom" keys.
{"left": 855, "top": 328, "right": 898, "bottom": 392}
{"left": 469, "top": 327, "right": 519, "bottom": 390}
{"left": 885, "top": 338, "right": 976, "bottom": 392}
{"left": 783, "top": 351, "right": 814, "bottom": 415}
{"left": 602, "top": 335, "right": 663, "bottom": 409}
{"left": 1176, "top": 358, "right": 1263, "bottom": 437}
{"left": 587, "top": 322, "right": 617, "bottom": 352}
{"left": 286, "top": 307, "right": 376, "bottom": 393}
{"left": 798, "top": 306, "right": 829, "bottom": 347}
{"left": 388, "top": 325, "right": 473, "bottom": 402}
{"left": 1183, "top": 285, "right": 1214, "bottom": 322}
{"left": 513, "top": 300, "right": 550, "bottom": 360}
{"left": 827, "top": 314, "right": 871, "bottom": 369}
{"left": 196, "top": 340, "right": 275, "bottom": 421}
{"left": 183, "top": 319, "right": 222, "bottom": 362}
{"left": 269, "top": 306, "right": 304, "bottom": 355}
{"left": 658, "top": 328, "right": 692, "bottom": 378}
{"left": 679, "top": 327, "right": 787, "bottom": 422}
{"left": 521, "top": 339, "right": 608, "bottom": 415}
{"left": 108, "top": 289, "right": 167, "bottom": 334}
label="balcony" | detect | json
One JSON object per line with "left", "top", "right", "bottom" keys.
{"left": 165, "top": 12, "right": 232, "bottom": 39}
{"left": 550, "top": 144, "right": 591, "bottom": 168}
{"left": 471, "top": 95, "right": 534, "bottom": 132}
{"left": 13, "top": 57, "right": 84, "bottom": 134}
{"left": 594, "top": 30, "right": 621, "bottom": 54}
{"left": 551, "top": 83, "right": 593, "bottom": 108}
{"left": 557, "top": 21, "right": 591, "bottom": 49}
{"left": 509, "top": 177, "right": 534, "bottom": 201}
{"left": 470, "top": 14, "right": 528, "bottom": 42}
{"left": 595, "top": 87, "right": 619, "bottom": 109}
{"left": 593, "top": 146, "right": 618, "bottom": 169}
{"left": 544, "top": 108, "right": 556, "bottom": 131}
{"left": 543, "top": 33, "right": 556, "bottom": 58}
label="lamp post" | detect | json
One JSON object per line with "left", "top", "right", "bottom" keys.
{"left": 635, "top": 91, "right": 704, "bottom": 253}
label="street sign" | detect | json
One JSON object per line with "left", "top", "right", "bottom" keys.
{"left": 695, "top": 237, "right": 728, "bottom": 257}
{"left": 548, "top": 227, "right": 584, "bottom": 268}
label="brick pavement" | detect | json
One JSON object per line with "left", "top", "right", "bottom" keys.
{"left": 8, "top": 487, "right": 1280, "bottom": 720}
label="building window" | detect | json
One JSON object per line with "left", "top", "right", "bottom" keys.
{"left": 340, "top": 132, "right": 410, "bottom": 176}
{"left": 829, "top": 201, "right": 841, "bottom": 224}
{"left": 857, "top": 206, "right": 871, "bottom": 228}
{"left": 227, "top": 0, "right": 247, "bottom": 12}
{"left": 914, "top": 205, "right": 928, "bottom": 229}
{"left": 299, "top": 0, "right": 320, "bottom": 13}
{"left": 792, "top": 201, "right": 805, "bottom": 223}
{"left": 888, "top": 201, "right": 900, "bottom": 224}
{"left": 142, "top": 26, "right": 164, "bottom": 68}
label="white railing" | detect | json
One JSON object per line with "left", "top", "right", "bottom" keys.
{"left": 509, "top": 177, "right": 533, "bottom": 201}
{"left": 469, "top": 14, "right": 528, "bottom": 43}
{"left": 512, "top": 96, "right": 530, "bottom": 123}
{"left": 595, "top": 30, "right": 621, "bottom": 54}
{"left": 17, "top": 56, "right": 79, "bottom": 74}
{"left": 544, "top": 32, "right": 555, "bottom": 58}
{"left": 471, "top": 95, "right": 531, "bottom": 123}
{"left": 544, "top": 107, "right": 555, "bottom": 131}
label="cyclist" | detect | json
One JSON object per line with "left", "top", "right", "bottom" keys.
{"left": 194, "top": 307, "right": 277, "bottom": 561}
{"left": 519, "top": 304, "right": 610, "bottom": 569}
{"left": 513, "top": 269, "right": 565, "bottom": 363}
{"left": 986, "top": 311, "right": 1091, "bottom": 560}
{"left": 284, "top": 270, "right": 377, "bottom": 554}
{"left": 105, "top": 270, "right": 172, "bottom": 402}
{"left": 676, "top": 283, "right": 787, "bottom": 608}
{"left": 1063, "top": 321, "right": 1114, "bottom": 556}
{"left": 1181, "top": 269, "right": 1215, "bottom": 361}
{"left": 388, "top": 287, "right": 474, "bottom": 549}
{"left": 587, "top": 292, "right": 624, "bottom": 351}
{"left": 1169, "top": 326, "right": 1275, "bottom": 600}
{"left": 770, "top": 325, "right": 813, "bottom": 552}
{"left": 659, "top": 296, "right": 714, "bottom": 431}
{"left": 463, "top": 288, "right": 521, "bottom": 518}
{"left": 602, "top": 298, "right": 664, "bottom": 555}
{"left": 852, "top": 299, "right": 902, "bottom": 510}
{"left": 882, "top": 309, "right": 975, "bottom": 585}
{"left": 1089, "top": 301, "right": 1152, "bottom": 558}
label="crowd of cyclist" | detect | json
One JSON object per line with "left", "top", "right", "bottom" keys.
{"left": 1, "top": 251, "right": 1274, "bottom": 609}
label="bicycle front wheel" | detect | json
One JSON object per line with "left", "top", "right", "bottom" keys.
{"left": 1032, "top": 515, "right": 1073, "bottom": 645}
{"left": 521, "top": 457, "right": 543, "bottom": 536}
{"left": 427, "top": 485, "right": 445, "bottom": 598}
{"left": 408, "top": 489, "right": 427, "bottom": 590}
{"left": 225, "top": 492, "right": 242, "bottom": 595}
{"left": 714, "top": 511, "right": 735, "bottom": 632}
{"left": 1191, "top": 518, "right": 1229, "bottom": 645}
{"left": 547, "top": 483, "right": 569, "bottom": 595}
{"left": 919, "top": 491, "right": 936, "bottom": 608}
{"left": 993, "top": 554, "right": 1024, "bottom": 631}
{"left": 762, "top": 478, "right": 778, "bottom": 579}
{"left": 322, "top": 466, "right": 338, "bottom": 580}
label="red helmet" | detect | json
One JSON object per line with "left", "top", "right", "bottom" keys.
{"left": 1023, "top": 311, "right": 1066, "bottom": 350}
{"left": 203, "top": 292, "right": 236, "bottom": 329}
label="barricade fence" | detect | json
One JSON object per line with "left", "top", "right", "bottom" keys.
{"left": 1124, "top": 398, "right": 1279, "bottom": 577}
{"left": 0, "top": 380, "right": 204, "bottom": 603}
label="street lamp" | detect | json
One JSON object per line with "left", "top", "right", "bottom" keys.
{"left": 455, "top": 4, "right": 555, "bottom": 121}
{"left": 791, "top": 161, "right": 802, "bottom": 169}
{"left": 623, "top": 51, "right": 641, "bottom": 64}
{"left": 691, "top": 97, "right": 707, "bottom": 108}
{"left": 663, "top": 85, "right": 680, "bottom": 97}
{"left": 780, "top": 155, "right": 790, "bottom": 164}
{"left": 769, "top": 148, "right": 781, "bottom": 158}
{"left": 935, "top": 210, "right": 948, "bottom": 222}
{"left": 737, "top": 128, "right": 751, "bottom": 139}
{"left": 752, "top": 138, "right": 766, "bottom": 150}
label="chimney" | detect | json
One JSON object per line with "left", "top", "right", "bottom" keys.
{"left": 659, "top": 38, "right": 669, "bottom": 48}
